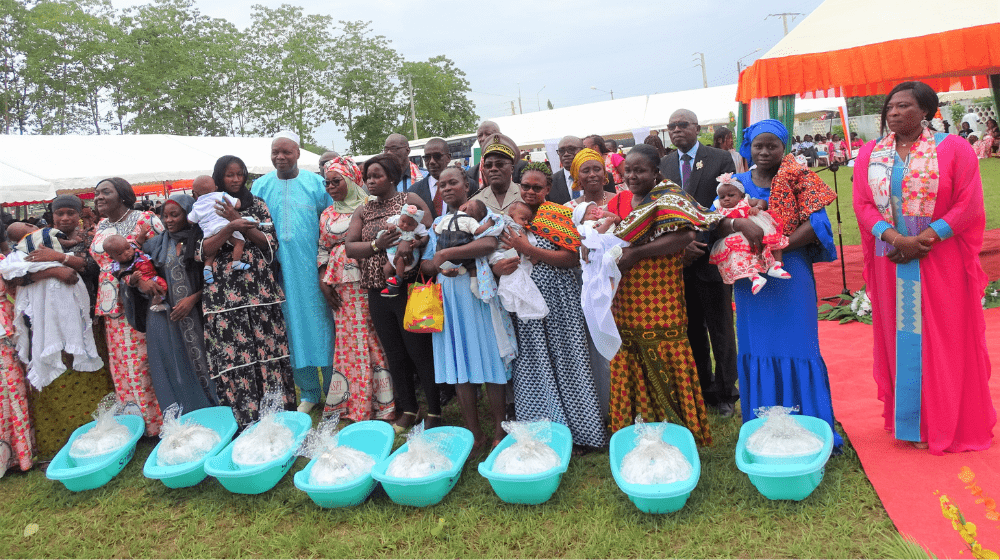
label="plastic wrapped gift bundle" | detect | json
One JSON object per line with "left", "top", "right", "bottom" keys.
{"left": 621, "top": 416, "right": 692, "bottom": 485}
{"left": 232, "top": 391, "right": 294, "bottom": 467}
{"left": 299, "top": 415, "right": 376, "bottom": 486}
{"left": 493, "top": 419, "right": 561, "bottom": 475}
{"left": 156, "top": 404, "right": 222, "bottom": 467}
{"left": 746, "top": 406, "right": 824, "bottom": 459}
{"left": 386, "top": 422, "right": 452, "bottom": 479}
{"left": 69, "top": 393, "right": 132, "bottom": 460}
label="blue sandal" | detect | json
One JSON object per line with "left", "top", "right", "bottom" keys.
{"left": 203, "top": 268, "right": 215, "bottom": 284}
{"left": 232, "top": 261, "right": 251, "bottom": 271}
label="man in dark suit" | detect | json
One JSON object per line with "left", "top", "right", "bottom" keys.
{"left": 660, "top": 108, "right": 739, "bottom": 418}
{"left": 408, "top": 137, "right": 450, "bottom": 219}
{"left": 548, "top": 135, "right": 617, "bottom": 204}
{"left": 468, "top": 121, "right": 527, "bottom": 196}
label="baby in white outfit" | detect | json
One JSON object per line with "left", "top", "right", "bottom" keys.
{"left": 188, "top": 180, "right": 249, "bottom": 283}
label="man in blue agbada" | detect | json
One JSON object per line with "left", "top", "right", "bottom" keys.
{"left": 252, "top": 131, "right": 335, "bottom": 412}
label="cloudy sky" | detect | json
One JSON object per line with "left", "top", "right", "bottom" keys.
{"left": 110, "top": 0, "right": 825, "bottom": 150}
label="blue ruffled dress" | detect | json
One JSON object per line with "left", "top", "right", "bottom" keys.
{"left": 733, "top": 170, "right": 843, "bottom": 447}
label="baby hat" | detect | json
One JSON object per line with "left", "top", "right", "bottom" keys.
{"left": 400, "top": 204, "right": 425, "bottom": 222}
{"left": 572, "top": 201, "right": 597, "bottom": 227}
{"left": 715, "top": 173, "right": 746, "bottom": 195}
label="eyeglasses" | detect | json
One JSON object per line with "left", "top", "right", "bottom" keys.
{"left": 520, "top": 184, "right": 546, "bottom": 192}
{"left": 423, "top": 152, "right": 448, "bottom": 162}
{"left": 667, "top": 121, "right": 693, "bottom": 131}
{"left": 482, "top": 160, "right": 510, "bottom": 170}
{"left": 556, "top": 147, "right": 581, "bottom": 156}
{"left": 325, "top": 178, "right": 342, "bottom": 187}
{"left": 383, "top": 145, "right": 407, "bottom": 153}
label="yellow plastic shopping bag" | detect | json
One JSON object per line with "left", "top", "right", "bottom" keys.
{"left": 403, "top": 278, "right": 444, "bottom": 333}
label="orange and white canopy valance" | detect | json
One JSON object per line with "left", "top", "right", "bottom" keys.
{"left": 736, "top": 0, "right": 1000, "bottom": 102}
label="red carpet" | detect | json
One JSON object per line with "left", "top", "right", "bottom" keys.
{"left": 821, "top": 308, "right": 1000, "bottom": 557}
{"left": 814, "top": 229, "right": 1000, "bottom": 300}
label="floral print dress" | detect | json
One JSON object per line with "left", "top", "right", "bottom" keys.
{"left": 0, "top": 255, "right": 34, "bottom": 475}
{"left": 91, "top": 210, "right": 164, "bottom": 436}
{"left": 317, "top": 207, "right": 394, "bottom": 422}
{"left": 198, "top": 197, "right": 295, "bottom": 428}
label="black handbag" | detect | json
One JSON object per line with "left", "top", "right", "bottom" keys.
{"left": 435, "top": 213, "right": 476, "bottom": 269}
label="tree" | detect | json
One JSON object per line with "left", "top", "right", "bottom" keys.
{"left": 546, "top": 99, "right": 554, "bottom": 110}
{"left": 243, "top": 4, "right": 335, "bottom": 144}
{"left": 20, "top": 0, "right": 117, "bottom": 134}
{"left": 116, "top": 0, "right": 241, "bottom": 135}
{"left": 0, "top": 0, "right": 30, "bottom": 134}
{"left": 399, "top": 55, "right": 477, "bottom": 139}
{"left": 846, "top": 95, "right": 886, "bottom": 117}
{"left": 328, "top": 20, "right": 402, "bottom": 155}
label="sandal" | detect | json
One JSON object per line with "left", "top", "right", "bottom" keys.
{"left": 232, "top": 261, "right": 251, "bottom": 271}
{"left": 424, "top": 413, "right": 442, "bottom": 429}
{"left": 393, "top": 411, "right": 419, "bottom": 435}
{"left": 203, "top": 268, "right": 215, "bottom": 284}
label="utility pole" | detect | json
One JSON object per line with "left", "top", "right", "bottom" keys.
{"left": 517, "top": 83, "right": 523, "bottom": 114}
{"left": 693, "top": 52, "right": 708, "bottom": 88}
{"left": 510, "top": 101, "right": 516, "bottom": 115}
{"left": 766, "top": 13, "right": 803, "bottom": 36}
{"left": 406, "top": 75, "right": 418, "bottom": 140}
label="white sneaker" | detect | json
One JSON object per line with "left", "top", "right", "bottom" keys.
{"left": 296, "top": 401, "right": 315, "bottom": 413}
{"left": 751, "top": 274, "right": 768, "bottom": 295}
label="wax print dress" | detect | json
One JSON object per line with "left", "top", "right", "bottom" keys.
{"left": 0, "top": 255, "right": 34, "bottom": 475}
{"left": 29, "top": 229, "right": 114, "bottom": 459}
{"left": 608, "top": 184, "right": 720, "bottom": 445}
{"left": 513, "top": 202, "right": 606, "bottom": 448}
{"left": 318, "top": 206, "right": 395, "bottom": 421}
{"left": 853, "top": 131, "right": 994, "bottom": 454}
{"left": 198, "top": 197, "right": 295, "bottom": 427}
{"left": 252, "top": 171, "right": 334, "bottom": 370}
{"left": 733, "top": 164, "right": 843, "bottom": 447}
{"left": 91, "top": 210, "right": 164, "bottom": 435}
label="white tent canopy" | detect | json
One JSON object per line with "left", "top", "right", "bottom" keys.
{"left": 486, "top": 85, "right": 741, "bottom": 148}
{"left": 479, "top": 85, "right": 845, "bottom": 149}
{"left": 0, "top": 134, "right": 321, "bottom": 204}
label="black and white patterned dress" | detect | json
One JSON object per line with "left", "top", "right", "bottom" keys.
{"left": 512, "top": 237, "right": 607, "bottom": 448}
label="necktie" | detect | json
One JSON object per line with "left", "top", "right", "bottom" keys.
{"left": 681, "top": 154, "right": 693, "bottom": 192}
{"left": 432, "top": 184, "right": 443, "bottom": 216}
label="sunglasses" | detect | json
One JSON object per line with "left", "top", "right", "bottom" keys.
{"left": 482, "top": 160, "right": 510, "bottom": 170}
{"left": 556, "top": 147, "right": 581, "bottom": 156}
{"left": 423, "top": 152, "right": 448, "bottom": 162}
{"left": 520, "top": 184, "right": 546, "bottom": 192}
{"left": 325, "top": 178, "right": 342, "bottom": 186}
{"left": 667, "top": 121, "right": 693, "bottom": 131}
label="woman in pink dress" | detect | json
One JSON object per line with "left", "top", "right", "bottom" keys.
{"left": 317, "top": 157, "right": 395, "bottom": 423}
{"left": 90, "top": 178, "right": 164, "bottom": 435}
{"left": 0, "top": 251, "right": 34, "bottom": 477}
{"left": 853, "top": 81, "right": 995, "bottom": 455}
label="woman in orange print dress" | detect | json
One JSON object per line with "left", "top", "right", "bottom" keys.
{"left": 317, "top": 157, "right": 394, "bottom": 423}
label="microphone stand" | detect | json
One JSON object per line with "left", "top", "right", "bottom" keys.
{"left": 816, "top": 158, "right": 852, "bottom": 304}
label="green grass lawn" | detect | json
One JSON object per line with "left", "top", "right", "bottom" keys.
{"left": 814, "top": 157, "right": 1000, "bottom": 246}
{"left": 1, "top": 402, "right": 906, "bottom": 559}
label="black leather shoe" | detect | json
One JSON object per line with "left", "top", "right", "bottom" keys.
{"left": 718, "top": 402, "right": 735, "bottom": 418}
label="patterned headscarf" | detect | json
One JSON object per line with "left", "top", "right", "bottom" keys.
{"left": 739, "top": 119, "right": 790, "bottom": 163}
{"left": 570, "top": 148, "right": 607, "bottom": 185}
{"left": 324, "top": 157, "right": 368, "bottom": 214}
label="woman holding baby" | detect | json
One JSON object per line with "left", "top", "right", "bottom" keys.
{"left": 345, "top": 153, "right": 437, "bottom": 434}
{"left": 420, "top": 166, "right": 514, "bottom": 454}
{"left": 495, "top": 161, "right": 607, "bottom": 453}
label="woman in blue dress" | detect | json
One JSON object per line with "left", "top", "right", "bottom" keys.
{"left": 420, "top": 167, "right": 514, "bottom": 454}
{"left": 723, "top": 119, "right": 842, "bottom": 447}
